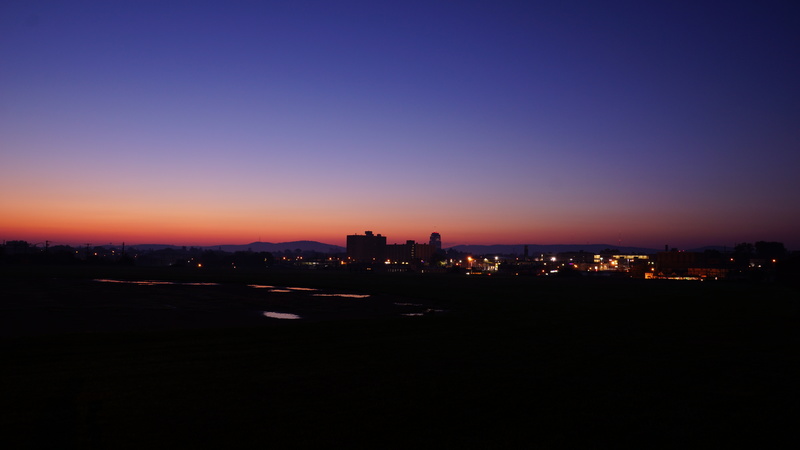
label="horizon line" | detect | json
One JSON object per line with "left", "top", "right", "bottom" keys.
{"left": 4, "top": 239, "right": 757, "bottom": 252}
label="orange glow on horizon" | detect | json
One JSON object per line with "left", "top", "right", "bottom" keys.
{"left": 4, "top": 196, "right": 798, "bottom": 249}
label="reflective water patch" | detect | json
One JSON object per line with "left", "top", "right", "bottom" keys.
{"left": 262, "top": 311, "right": 301, "bottom": 320}
{"left": 312, "top": 293, "right": 370, "bottom": 298}
{"left": 94, "top": 279, "right": 174, "bottom": 286}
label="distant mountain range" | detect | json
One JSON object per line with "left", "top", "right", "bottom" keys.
{"left": 129, "top": 242, "right": 731, "bottom": 255}
{"left": 131, "top": 241, "right": 346, "bottom": 253}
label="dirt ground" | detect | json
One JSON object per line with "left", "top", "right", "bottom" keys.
{"left": 2, "top": 265, "right": 799, "bottom": 448}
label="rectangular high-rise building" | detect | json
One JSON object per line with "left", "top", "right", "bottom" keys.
{"left": 346, "top": 231, "right": 386, "bottom": 263}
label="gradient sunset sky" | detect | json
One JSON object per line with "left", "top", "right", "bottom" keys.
{"left": 2, "top": 1, "right": 798, "bottom": 249}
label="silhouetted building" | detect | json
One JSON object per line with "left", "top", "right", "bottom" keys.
{"left": 558, "top": 251, "right": 594, "bottom": 265}
{"left": 347, "top": 231, "right": 438, "bottom": 266}
{"left": 415, "top": 242, "right": 434, "bottom": 261}
{"left": 346, "top": 231, "right": 386, "bottom": 263}
{"left": 386, "top": 240, "right": 434, "bottom": 263}
{"left": 656, "top": 250, "right": 697, "bottom": 275}
{"left": 430, "top": 232, "right": 442, "bottom": 251}
{"left": 688, "top": 267, "right": 729, "bottom": 279}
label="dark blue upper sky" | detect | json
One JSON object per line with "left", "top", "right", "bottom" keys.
{"left": 2, "top": 1, "right": 799, "bottom": 248}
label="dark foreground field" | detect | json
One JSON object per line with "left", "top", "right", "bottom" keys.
{"left": 2, "top": 266, "right": 799, "bottom": 448}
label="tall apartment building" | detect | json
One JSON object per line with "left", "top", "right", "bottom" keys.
{"left": 346, "top": 231, "right": 386, "bottom": 262}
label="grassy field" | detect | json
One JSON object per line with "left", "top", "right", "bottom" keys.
{"left": 2, "top": 265, "right": 798, "bottom": 448}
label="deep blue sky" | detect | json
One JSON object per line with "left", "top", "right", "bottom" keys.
{"left": 2, "top": 1, "right": 799, "bottom": 249}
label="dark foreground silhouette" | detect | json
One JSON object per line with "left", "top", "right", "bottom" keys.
{"left": 2, "top": 266, "right": 798, "bottom": 448}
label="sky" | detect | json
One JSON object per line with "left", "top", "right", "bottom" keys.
{"left": 2, "top": 1, "right": 799, "bottom": 250}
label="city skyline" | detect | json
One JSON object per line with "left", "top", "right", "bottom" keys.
{"left": 2, "top": 2, "right": 799, "bottom": 250}
{"left": 1, "top": 232, "right": 793, "bottom": 254}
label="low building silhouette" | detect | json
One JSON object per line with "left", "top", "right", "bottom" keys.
{"left": 346, "top": 231, "right": 386, "bottom": 263}
{"left": 347, "top": 231, "right": 437, "bottom": 266}
{"left": 386, "top": 240, "right": 434, "bottom": 264}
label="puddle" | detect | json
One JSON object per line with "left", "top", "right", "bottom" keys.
{"left": 268, "top": 289, "right": 292, "bottom": 293}
{"left": 401, "top": 309, "right": 445, "bottom": 317}
{"left": 94, "top": 279, "right": 219, "bottom": 286}
{"left": 312, "top": 293, "right": 370, "bottom": 298}
{"left": 286, "top": 287, "right": 317, "bottom": 291}
{"left": 263, "top": 311, "right": 301, "bottom": 320}
{"left": 248, "top": 284, "right": 275, "bottom": 289}
{"left": 94, "top": 279, "right": 174, "bottom": 286}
